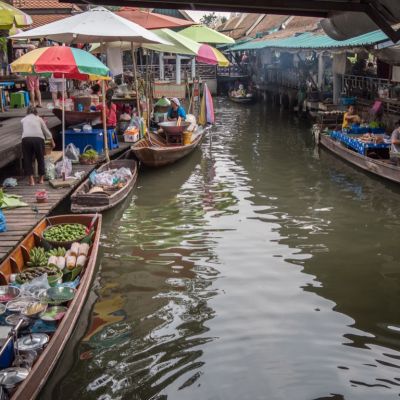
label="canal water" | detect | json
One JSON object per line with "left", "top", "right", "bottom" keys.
{"left": 43, "top": 99, "right": 400, "bottom": 400}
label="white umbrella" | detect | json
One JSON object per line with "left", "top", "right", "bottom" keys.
{"left": 10, "top": 6, "right": 170, "bottom": 45}
{"left": 11, "top": 6, "right": 170, "bottom": 162}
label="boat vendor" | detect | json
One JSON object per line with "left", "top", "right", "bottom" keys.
{"left": 342, "top": 105, "right": 361, "bottom": 130}
{"left": 96, "top": 89, "right": 117, "bottom": 128}
{"left": 390, "top": 120, "right": 400, "bottom": 163}
{"left": 21, "top": 105, "right": 55, "bottom": 186}
{"left": 167, "top": 98, "right": 186, "bottom": 121}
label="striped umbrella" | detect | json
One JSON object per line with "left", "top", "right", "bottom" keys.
{"left": 11, "top": 46, "right": 110, "bottom": 165}
{"left": 10, "top": 46, "right": 110, "bottom": 81}
{"left": 196, "top": 44, "right": 229, "bottom": 67}
{"left": 0, "top": 1, "right": 32, "bottom": 30}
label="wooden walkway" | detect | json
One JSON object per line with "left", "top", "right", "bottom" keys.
{"left": 0, "top": 142, "right": 131, "bottom": 262}
{"left": 0, "top": 114, "right": 61, "bottom": 169}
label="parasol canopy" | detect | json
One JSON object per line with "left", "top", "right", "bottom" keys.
{"left": 179, "top": 25, "right": 235, "bottom": 45}
{"left": 0, "top": 1, "right": 32, "bottom": 30}
{"left": 90, "top": 29, "right": 230, "bottom": 67}
{"left": 10, "top": 6, "right": 170, "bottom": 45}
{"left": 116, "top": 8, "right": 194, "bottom": 30}
{"left": 10, "top": 46, "right": 110, "bottom": 81}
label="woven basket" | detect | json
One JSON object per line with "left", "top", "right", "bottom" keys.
{"left": 79, "top": 155, "right": 98, "bottom": 165}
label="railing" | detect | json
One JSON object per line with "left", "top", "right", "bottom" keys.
{"left": 217, "top": 63, "right": 249, "bottom": 77}
{"left": 342, "top": 74, "right": 390, "bottom": 99}
{"left": 123, "top": 63, "right": 216, "bottom": 81}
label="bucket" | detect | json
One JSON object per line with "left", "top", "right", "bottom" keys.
{"left": 183, "top": 131, "right": 192, "bottom": 145}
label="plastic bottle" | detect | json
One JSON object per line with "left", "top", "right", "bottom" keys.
{"left": 78, "top": 103, "right": 84, "bottom": 112}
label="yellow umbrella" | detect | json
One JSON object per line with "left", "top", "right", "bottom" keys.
{"left": 0, "top": 1, "right": 32, "bottom": 30}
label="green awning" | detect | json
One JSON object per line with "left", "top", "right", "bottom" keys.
{"left": 230, "top": 30, "right": 390, "bottom": 52}
{"left": 179, "top": 25, "right": 235, "bottom": 45}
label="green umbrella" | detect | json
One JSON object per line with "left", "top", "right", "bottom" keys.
{"left": 0, "top": 0, "right": 32, "bottom": 30}
{"left": 178, "top": 25, "right": 235, "bottom": 45}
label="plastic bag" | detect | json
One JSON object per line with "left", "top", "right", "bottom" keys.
{"left": 2, "top": 178, "right": 17, "bottom": 188}
{"left": 20, "top": 273, "right": 50, "bottom": 298}
{"left": 45, "top": 159, "right": 56, "bottom": 181}
{"left": 55, "top": 158, "right": 72, "bottom": 178}
{"left": 114, "top": 167, "right": 132, "bottom": 182}
{"left": 94, "top": 171, "right": 115, "bottom": 187}
{"left": 65, "top": 143, "right": 80, "bottom": 162}
{"left": 0, "top": 210, "right": 6, "bottom": 233}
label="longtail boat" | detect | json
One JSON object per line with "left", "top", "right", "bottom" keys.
{"left": 131, "top": 129, "right": 204, "bottom": 167}
{"left": 228, "top": 95, "right": 255, "bottom": 104}
{"left": 319, "top": 132, "right": 400, "bottom": 184}
{"left": 0, "top": 214, "right": 102, "bottom": 399}
{"left": 52, "top": 108, "right": 101, "bottom": 127}
{"left": 71, "top": 152, "right": 138, "bottom": 213}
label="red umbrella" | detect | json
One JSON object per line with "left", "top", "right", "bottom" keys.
{"left": 116, "top": 8, "right": 194, "bottom": 30}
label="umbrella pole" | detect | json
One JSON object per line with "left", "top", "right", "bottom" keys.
{"left": 131, "top": 43, "right": 141, "bottom": 119}
{"left": 62, "top": 73, "right": 66, "bottom": 181}
{"left": 102, "top": 79, "right": 110, "bottom": 163}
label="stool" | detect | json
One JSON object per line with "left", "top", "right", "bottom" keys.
{"left": 22, "top": 91, "right": 30, "bottom": 106}
{"left": 107, "top": 128, "right": 119, "bottom": 150}
{"left": 10, "top": 92, "right": 25, "bottom": 108}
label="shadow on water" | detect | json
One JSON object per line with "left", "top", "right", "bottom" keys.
{"left": 42, "top": 99, "right": 400, "bottom": 400}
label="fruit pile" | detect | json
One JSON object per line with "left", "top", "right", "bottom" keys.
{"left": 43, "top": 224, "right": 86, "bottom": 243}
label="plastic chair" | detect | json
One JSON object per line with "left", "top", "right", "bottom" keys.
{"left": 10, "top": 92, "right": 25, "bottom": 108}
{"left": 22, "top": 91, "right": 30, "bottom": 106}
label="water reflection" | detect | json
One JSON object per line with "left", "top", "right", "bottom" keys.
{"left": 43, "top": 99, "right": 400, "bottom": 400}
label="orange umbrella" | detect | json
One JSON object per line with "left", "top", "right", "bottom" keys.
{"left": 116, "top": 8, "right": 194, "bottom": 30}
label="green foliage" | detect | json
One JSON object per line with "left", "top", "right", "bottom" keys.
{"left": 200, "top": 12, "right": 218, "bottom": 27}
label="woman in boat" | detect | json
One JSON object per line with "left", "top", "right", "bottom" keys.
{"left": 167, "top": 98, "right": 186, "bottom": 121}
{"left": 342, "top": 105, "right": 361, "bottom": 130}
{"left": 21, "top": 105, "right": 55, "bottom": 186}
{"left": 96, "top": 89, "right": 117, "bottom": 128}
{"left": 390, "top": 120, "right": 400, "bottom": 164}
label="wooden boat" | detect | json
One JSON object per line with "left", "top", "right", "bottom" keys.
{"left": 228, "top": 95, "right": 255, "bottom": 104}
{"left": 71, "top": 152, "right": 138, "bottom": 213}
{"left": 52, "top": 108, "right": 101, "bottom": 127}
{"left": 319, "top": 133, "right": 400, "bottom": 184}
{"left": 0, "top": 214, "right": 102, "bottom": 400}
{"left": 131, "top": 129, "right": 204, "bottom": 167}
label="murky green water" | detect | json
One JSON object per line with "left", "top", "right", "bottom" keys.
{"left": 42, "top": 99, "right": 400, "bottom": 400}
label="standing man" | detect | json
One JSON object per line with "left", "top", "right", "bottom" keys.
{"left": 49, "top": 76, "right": 66, "bottom": 106}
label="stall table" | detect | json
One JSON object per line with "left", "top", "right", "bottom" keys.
{"left": 331, "top": 130, "right": 390, "bottom": 157}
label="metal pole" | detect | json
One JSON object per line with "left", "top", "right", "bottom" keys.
{"left": 131, "top": 43, "right": 141, "bottom": 118}
{"left": 102, "top": 79, "right": 110, "bottom": 163}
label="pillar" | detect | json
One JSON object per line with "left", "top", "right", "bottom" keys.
{"left": 159, "top": 52, "right": 164, "bottom": 80}
{"left": 318, "top": 53, "right": 324, "bottom": 90}
{"left": 333, "top": 73, "right": 341, "bottom": 105}
{"left": 176, "top": 54, "right": 181, "bottom": 85}
{"left": 191, "top": 58, "right": 196, "bottom": 79}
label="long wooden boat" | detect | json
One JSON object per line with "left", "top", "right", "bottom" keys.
{"left": 319, "top": 133, "right": 400, "bottom": 183}
{"left": 131, "top": 129, "right": 204, "bottom": 167}
{"left": 52, "top": 108, "right": 101, "bottom": 127}
{"left": 0, "top": 214, "right": 102, "bottom": 400}
{"left": 71, "top": 154, "right": 138, "bottom": 213}
{"left": 228, "top": 95, "right": 255, "bottom": 104}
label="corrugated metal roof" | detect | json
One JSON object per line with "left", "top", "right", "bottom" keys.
{"left": 230, "top": 30, "right": 389, "bottom": 51}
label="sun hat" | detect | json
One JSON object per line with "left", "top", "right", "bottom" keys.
{"left": 171, "top": 97, "right": 180, "bottom": 107}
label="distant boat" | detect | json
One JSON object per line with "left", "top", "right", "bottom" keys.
{"left": 228, "top": 94, "right": 256, "bottom": 104}
{"left": 131, "top": 129, "right": 204, "bottom": 167}
{"left": 71, "top": 150, "right": 138, "bottom": 213}
{"left": 319, "top": 133, "right": 400, "bottom": 184}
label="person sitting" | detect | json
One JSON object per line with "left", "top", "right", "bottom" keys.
{"left": 391, "top": 120, "right": 400, "bottom": 164}
{"left": 96, "top": 89, "right": 117, "bottom": 128}
{"left": 342, "top": 105, "right": 361, "bottom": 130}
{"left": 167, "top": 98, "right": 186, "bottom": 121}
{"left": 21, "top": 105, "right": 55, "bottom": 186}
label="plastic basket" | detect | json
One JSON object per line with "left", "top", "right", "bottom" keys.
{"left": 340, "top": 97, "right": 356, "bottom": 106}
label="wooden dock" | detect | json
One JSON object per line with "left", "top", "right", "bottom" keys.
{"left": 0, "top": 142, "right": 131, "bottom": 262}
{"left": 0, "top": 110, "right": 61, "bottom": 169}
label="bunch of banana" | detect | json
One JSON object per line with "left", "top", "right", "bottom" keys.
{"left": 46, "top": 247, "right": 66, "bottom": 257}
{"left": 27, "top": 247, "right": 48, "bottom": 267}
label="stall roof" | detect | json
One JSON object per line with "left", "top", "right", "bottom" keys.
{"left": 230, "top": 29, "right": 389, "bottom": 51}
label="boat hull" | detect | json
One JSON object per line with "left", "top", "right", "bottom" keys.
{"left": 131, "top": 130, "right": 203, "bottom": 167}
{"left": 71, "top": 155, "right": 138, "bottom": 213}
{"left": 53, "top": 108, "right": 101, "bottom": 127}
{"left": 229, "top": 96, "right": 255, "bottom": 104}
{"left": 0, "top": 214, "right": 102, "bottom": 400}
{"left": 320, "top": 134, "right": 400, "bottom": 183}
